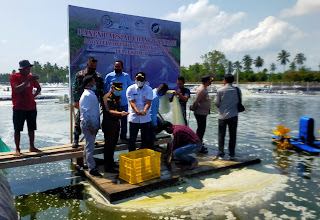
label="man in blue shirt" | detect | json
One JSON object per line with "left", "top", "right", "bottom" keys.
{"left": 104, "top": 61, "right": 133, "bottom": 141}
{"left": 150, "top": 83, "right": 169, "bottom": 147}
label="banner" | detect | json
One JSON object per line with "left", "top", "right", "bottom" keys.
{"left": 68, "top": 5, "right": 181, "bottom": 100}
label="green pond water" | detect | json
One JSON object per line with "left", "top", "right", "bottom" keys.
{"left": 1, "top": 90, "right": 320, "bottom": 219}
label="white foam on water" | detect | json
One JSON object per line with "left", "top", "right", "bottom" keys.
{"left": 114, "top": 168, "right": 288, "bottom": 216}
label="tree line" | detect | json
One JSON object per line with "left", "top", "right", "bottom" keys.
{"left": 1, "top": 50, "right": 319, "bottom": 83}
{"left": 181, "top": 50, "right": 320, "bottom": 82}
{"left": 0, "top": 61, "right": 69, "bottom": 83}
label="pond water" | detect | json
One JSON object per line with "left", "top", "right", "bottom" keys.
{"left": 1, "top": 88, "right": 320, "bottom": 219}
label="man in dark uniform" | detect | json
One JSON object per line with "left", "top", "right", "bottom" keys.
{"left": 72, "top": 57, "right": 104, "bottom": 148}
{"left": 170, "top": 76, "right": 191, "bottom": 126}
{"left": 102, "top": 81, "right": 129, "bottom": 173}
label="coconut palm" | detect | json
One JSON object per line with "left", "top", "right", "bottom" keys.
{"left": 277, "top": 50, "right": 290, "bottom": 72}
{"left": 270, "top": 63, "right": 276, "bottom": 73}
{"left": 289, "top": 62, "right": 296, "bottom": 71}
{"left": 233, "top": 61, "right": 242, "bottom": 85}
{"left": 242, "top": 54, "right": 253, "bottom": 72}
{"left": 233, "top": 61, "right": 242, "bottom": 73}
{"left": 226, "top": 61, "right": 234, "bottom": 74}
{"left": 253, "top": 56, "right": 264, "bottom": 72}
{"left": 294, "top": 53, "right": 306, "bottom": 67}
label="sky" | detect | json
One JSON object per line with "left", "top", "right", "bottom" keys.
{"left": 1, "top": 0, "right": 320, "bottom": 73}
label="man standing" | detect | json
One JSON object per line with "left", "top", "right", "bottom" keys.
{"left": 126, "top": 72, "right": 153, "bottom": 151}
{"left": 215, "top": 74, "right": 240, "bottom": 160}
{"left": 163, "top": 122, "right": 201, "bottom": 170}
{"left": 170, "top": 76, "right": 191, "bottom": 125}
{"left": 80, "top": 75, "right": 102, "bottom": 177}
{"left": 190, "top": 75, "right": 212, "bottom": 154}
{"left": 104, "top": 61, "right": 133, "bottom": 141}
{"left": 72, "top": 57, "right": 104, "bottom": 148}
{"left": 150, "top": 83, "right": 169, "bottom": 147}
{"left": 102, "top": 81, "right": 129, "bottom": 173}
{"left": 10, "top": 60, "right": 41, "bottom": 156}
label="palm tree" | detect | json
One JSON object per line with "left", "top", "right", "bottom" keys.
{"left": 270, "top": 63, "right": 276, "bottom": 73}
{"left": 233, "top": 61, "right": 242, "bottom": 85}
{"left": 277, "top": 50, "right": 290, "bottom": 72}
{"left": 226, "top": 61, "right": 234, "bottom": 74}
{"left": 253, "top": 56, "right": 264, "bottom": 72}
{"left": 294, "top": 53, "right": 306, "bottom": 68}
{"left": 242, "top": 54, "right": 253, "bottom": 72}
{"left": 289, "top": 62, "right": 296, "bottom": 71}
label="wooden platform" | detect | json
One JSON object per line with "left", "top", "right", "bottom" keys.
{"left": 0, "top": 134, "right": 172, "bottom": 169}
{"left": 77, "top": 150, "right": 261, "bottom": 203}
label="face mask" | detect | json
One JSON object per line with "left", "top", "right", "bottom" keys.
{"left": 114, "top": 90, "right": 122, "bottom": 96}
{"left": 88, "top": 68, "right": 96, "bottom": 74}
{"left": 115, "top": 69, "right": 122, "bottom": 74}
{"left": 136, "top": 81, "right": 144, "bottom": 88}
{"left": 91, "top": 85, "right": 97, "bottom": 91}
{"left": 158, "top": 91, "right": 164, "bottom": 97}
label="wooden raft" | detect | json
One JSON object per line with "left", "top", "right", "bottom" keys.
{"left": 77, "top": 151, "right": 261, "bottom": 203}
{"left": 0, "top": 134, "right": 172, "bottom": 169}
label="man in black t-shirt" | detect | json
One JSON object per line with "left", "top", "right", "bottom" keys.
{"left": 170, "top": 76, "right": 191, "bottom": 126}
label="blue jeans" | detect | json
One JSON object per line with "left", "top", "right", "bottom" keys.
{"left": 120, "top": 105, "right": 128, "bottom": 139}
{"left": 82, "top": 128, "right": 97, "bottom": 171}
{"left": 173, "top": 142, "right": 202, "bottom": 164}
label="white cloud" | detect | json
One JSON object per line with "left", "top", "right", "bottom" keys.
{"left": 164, "top": 0, "right": 246, "bottom": 66}
{"left": 220, "top": 16, "right": 305, "bottom": 52}
{"left": 280, "top": 0, "right": 320, "bottom": 18}
{"left": 36, "top": 39, "right": 69, "bottom": 67}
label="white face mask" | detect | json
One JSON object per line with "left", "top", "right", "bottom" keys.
{"left": 136, "top": 81, "right": 144, "bottom": 87}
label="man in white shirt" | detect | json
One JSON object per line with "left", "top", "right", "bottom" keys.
{"left": 80, "top": 75, "right": 102, "bottom": 177}
{"left": 126, "top": 72, "right": 153, "bottom": 151}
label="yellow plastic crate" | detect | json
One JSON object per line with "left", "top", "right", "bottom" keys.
{"left": 119, "top": 149, "right": 161, "bottom": 184}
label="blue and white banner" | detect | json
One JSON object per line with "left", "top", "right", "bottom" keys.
{"left": 68, "top": 5, "right": 181, "bottom": 95}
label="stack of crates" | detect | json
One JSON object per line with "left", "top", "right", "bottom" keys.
{"left": 299, "top": 117, "right": 315, "bottom": 144}
{"left": 119, "top": 149, "right": 161, "bottom": 184}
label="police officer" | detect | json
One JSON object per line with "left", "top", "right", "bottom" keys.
{"left": 72, "top": 57, "right": 104, "bottom": 148}
{"left": 102, "top": 81, "right": 129, "bottom": 173}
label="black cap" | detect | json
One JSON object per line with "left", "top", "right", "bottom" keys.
{"left": 111, "top": 81, "right": 124, "bottom": 90}
{"left": 201, "top": 75, "right": 213, "bottom": 83}
{"left": 135, "top": 72, "right": 146, "bottom": 81}
{"left": 19, "top": 60, "right": 33, "bottom": 70}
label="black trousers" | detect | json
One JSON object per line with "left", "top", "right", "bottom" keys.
{"left": 129, "top": 122, "right": 151, "bottom": 151}
{"left": 103, "top": 120, "right": 120, "bottom": 170}
{"left": 218, "top": 116, "right": 238, "bottom": 157}
{"left": 194, "top": 114, "right": 207, "bottom": 143}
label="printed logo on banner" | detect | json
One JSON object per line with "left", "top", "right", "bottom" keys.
{"left": 119, "top": 19, "right": 129, "bottom": 29}
{"left": 151, "top": 23, "right": 160, "bottom": 34}
{"left": 101, "top": 14, "right": 113, "bottom": 28}
{"left": 135, "top": 20, "right": 144, "bottom": 29}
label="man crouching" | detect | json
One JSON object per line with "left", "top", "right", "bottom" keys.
{"left": 163, "top": 122, "right": 201, "bottom": 170}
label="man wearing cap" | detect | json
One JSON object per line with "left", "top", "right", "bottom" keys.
{"left": 126, "top": 72, "right": 153, "bottom": 151}
{"left": 10, "top": 60, "right": 41, "bottom": 156}
{"left": 72, "top": 57, "right": 104, "bottom": 148}
{"left": 102, "top": 81, "right": 129, "bottom": 173}
{"left": 104, "top": 61, "right": 133, "bottom": 142}
{"left": 190, "top": 75, "right": 212, "bottom": 154}
{"left": 150, "top": 83, "right": 169, "bottom": 148}
{"left": 215, "top": 74, "right": 240, "bottom": 160}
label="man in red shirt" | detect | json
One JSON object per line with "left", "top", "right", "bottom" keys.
{"left": 163, "top": 122, "right": 201, "bottom": 170}
{"left": 10, "top": 60, "right": 41, "bottom": 156}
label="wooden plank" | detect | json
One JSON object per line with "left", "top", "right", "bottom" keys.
{"left": 0, "top": 134, "right": 172, "bottom": 169}
{"left": 77, "top": 154, "right": 261, "bottom": 203}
